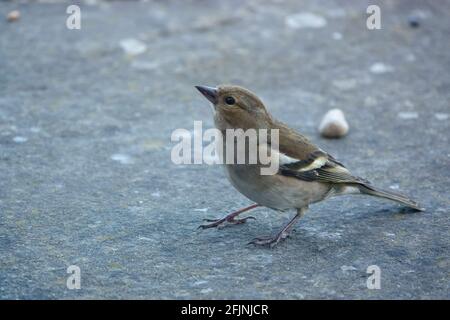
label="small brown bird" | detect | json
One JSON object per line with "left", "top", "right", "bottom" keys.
{"left": 195, "top": 85, "right": 423, "bottom": 247}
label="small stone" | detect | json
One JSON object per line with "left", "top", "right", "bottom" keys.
{"left": 397, "top": 111, "right": 418, "bottom": 120}
{"left": 370, "top": 62, "right": 394, "bottom": 74}
{"left": 318, "top": 109, "right": 349, "bottom": 139}
{"left": 435, "top": 113, "right": 449, "bottom": 121}
{"left": 111, "top": 153, "right": 134, "bottom": 164}
{"left": 285, "top": 13, "right": 327, "bottom": 29}
{"left": 13, "top": 136, "right": 28, "bottom": 143}
{"left": 119, "top": 38, "right": 147, "bottom": 56}
{"left": 408, "top": 16, "right": 420, "bottom": 28}
{"left": 7, "top": 10, "right": 20, "bottom": 22}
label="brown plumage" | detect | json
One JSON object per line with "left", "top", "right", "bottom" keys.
{"left": 195, "top": 85, "right": 423, "bottom": 247}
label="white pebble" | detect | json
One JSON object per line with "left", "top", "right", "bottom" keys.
{"left": 435, "top": 113, "right": 449, "bottom": 121}
{"left": 285, "top": 13, "right": 327, "bottom": 29}
{"left": 318, "top": 109, "right": 349, "bottom": 138}
{"left": 397, "top": 111, "right": 418, "bottom": 120}
{"left": 7, "top": 10, "right": 20, "bottom": 22}
{"left": 119, "top": 38, "right": 147, "bottom": 56}
{"left": 13, "top": 136, "right": 28, "bottom": 143}
{"left": 370, "top": 62, "right": 394, "bottom": 74}
{"left": 111, "top": 153, "right": 134, "bottom": 164}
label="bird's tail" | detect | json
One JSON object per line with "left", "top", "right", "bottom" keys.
{"left": 358, "top": 183, "right": 424, "bottom": 211}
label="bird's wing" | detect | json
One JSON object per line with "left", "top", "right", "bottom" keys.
{"left": 279, "top": 156, "right": 369, "bottom": 185}
{"left": 273, "top": 121, "right": 368, "bottom": 185}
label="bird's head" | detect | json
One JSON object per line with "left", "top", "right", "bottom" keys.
{"left": 195, "top": 85, "right": 272, "bottom": 129}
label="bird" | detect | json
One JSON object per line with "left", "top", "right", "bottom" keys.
{"left": 194, "top": 84, "right": 423, "bottom": 247}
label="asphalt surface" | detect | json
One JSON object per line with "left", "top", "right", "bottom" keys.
{"left": 0, "top": 0, "right": 449, "bottom": 299}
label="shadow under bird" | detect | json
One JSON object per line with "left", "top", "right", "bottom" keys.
{"left": 195, "top": 85, "right": 423, "bottom": 247}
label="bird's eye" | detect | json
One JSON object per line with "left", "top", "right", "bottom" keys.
{"left": 224, "top": 96, "right": 235, "bottom": 105}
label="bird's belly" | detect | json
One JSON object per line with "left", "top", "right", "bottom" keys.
{"left": 224, "top": 164, "right": 331, "bottom": 211}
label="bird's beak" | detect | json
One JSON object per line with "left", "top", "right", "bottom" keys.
{"left": 195, "top": 85, "right": 218, "bottom": 104}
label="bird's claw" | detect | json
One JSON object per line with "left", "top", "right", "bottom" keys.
{"left": 198, "top": 216, "right": 256, "bottom": 230}
{"left": 248, "top": 231, "right": 290, "bottom": 248}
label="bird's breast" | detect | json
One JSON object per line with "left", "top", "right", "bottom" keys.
{"left": 223, "top": 164, "right": 331, "bottom": 211}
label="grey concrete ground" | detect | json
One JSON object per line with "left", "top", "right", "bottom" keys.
{"left": 0, "top": 0, "right": 449, "bottom": 299}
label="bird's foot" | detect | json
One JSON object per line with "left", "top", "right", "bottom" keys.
{"left": 248, "top": 230, "right": 291, "bottom": 248}
{"left": 198, "top": 215, "right": 256, "bottom": 230}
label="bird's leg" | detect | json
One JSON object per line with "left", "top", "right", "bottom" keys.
{"left": 198, "top": 204, "right": 260, "bottom": 229}
{"left": 249, "top": 207, "right": 307, "bottom": 248}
